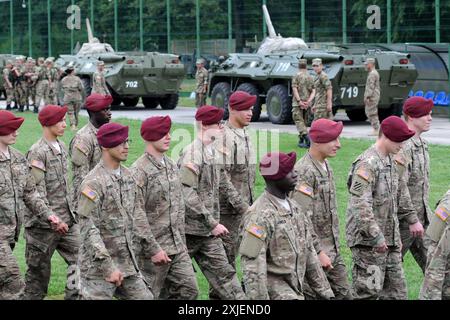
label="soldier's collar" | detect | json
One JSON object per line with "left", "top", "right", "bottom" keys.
{"left": 225, "top": 121, "right": 247, "bottom": 137}
{"left": 264, "top": 190, "right": 293, "bottom": 216}
{"left": 0, "top": 147, "right": 11, "bottom": 162}
{"left": 43, "top": 138, "right": 62, "bottom": 155}
{"left": 87, "top": 121, "right": 99, "bottom": 133}
{"left": 145, "top": 152, "right": 167, "bottom": 169}
{"left": 307, "top": 152, "right": 328, "bottom": 176}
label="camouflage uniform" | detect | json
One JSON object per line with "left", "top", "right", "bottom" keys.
{"left": 364, "top": 69, "right": 380, "bottom": 131}
{"left": 13, "top": 65, "right": 27, "bottom": 108}
{"left": 2, "top": 67, "right": 14, "bottom": 106}
{"left": 48, "top": 66, "right": 59, "bottom": 105}
{"left": 131, "top": 153, "right": 198, "bottom": 300}
{"left": 178, "top": 139, "right": 246, "bottom": 300}
{"left": 24, "top": 64, "right": 38, "bottom": 109}
{"left": 419, "top": 190, "right": 450, "bottom": 300}
{"left": 313, "top": 71, "right": 332, "bottom": 120}
{"left": 291, "top": 71, "right": 314, "bottom": 137}
{"left": 195, "top": 67, "right": 208, "bottom": 108}
{"left": 239, "top": 190, "right": 334, "bottom": 300}
{"left": 24, "top": 138, "right": 80, "bottom": 300}
{"left": 61, "top": 74, "right": 85, "bottom": 127}
{"left": 35, "top": 67, "right": 51, "bottom": 108}
{"left": 92, "top": 71, "right": 110, "bottom": 95}
{"left": 77, "top": 161, "right": 153, "bottom": 300}
{"left": 346, "top": 145, "right": 414, "bottom": 300}
{"left": 291, "top": 153, "right": 352, "bottom": 299}
{"left": 0, "top": 148, "right": 51, "bottom": 300}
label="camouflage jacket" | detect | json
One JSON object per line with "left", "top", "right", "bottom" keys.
{"left": 0, "top": 147, "right": 51, "bottom": 243}
{"left": 239, "top": 190, "right": 334, "bottom": 300}
{"left": 131, "top": 153, "right": 186, "bottom": 256}
{"left": 217, "top": 122, "right": 256, "bottom": 216}
{"left": 26, "top": 138, "right": 75, "bottom": 228}
{"left": 92, "top": 71, "right": 110, "bottom": 95}
{"left": 291, "top": 71, "right": 314, "bottom": 107}
{"left": 291, "top": 153, "right": 340, "bottom": 260}
{"left": 77, "top": 161, "right": 156, "bottom": 279}
{"left": 69, "top": 122, "right": 102, "bottom": 210}
{"left": 364, "top": 69, "right": 380, "bottom": 101}
{"left": 346, "top": 145, "right": 415, "bottom": 247}
{"left": 2, "top": 68, "right": 12, "bottom": 86}
{"left": 61, "top": 74, "right": 84, "bottom": 103}
{"left": 313, "top": 71, "right": 332, "bottom": 110}
{"left": 195, "top": 68, "right": 208, "bottom": 93}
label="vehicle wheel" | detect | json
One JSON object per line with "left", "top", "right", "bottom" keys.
{"left": 160, "top": 94, "right": 179, "bottom": 110}
{"left": 121, "top": 97, "right": 139, "bottom": 107}
{"left": 142, "top": 97, "right": 159, "bottom": 109}
{"left": 111, "top": 96, "right": 122, "bottom": 107}
{"left": 211, "top": 82, "right": 231, "bottom": 120}
{"left": 346, "top": 109, "right": 367, "bottom": 122}
{"left": 379, "top": 103, "right": 402, "bottom": 119}
{"left": 81, "top": 78, "right": 92, "bottom": 97}
{"left": 236, "top": 83, "right": 262, "bottom": 122}
{"left": 266, "top": 84, "right": 292, "bottom": 124}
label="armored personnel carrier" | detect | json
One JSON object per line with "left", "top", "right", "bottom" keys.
{"left": 209, "top": 5, "right": 418, "bottom": 124}
{"left": 56, "top": 19, "right": 185, "bottom": 109}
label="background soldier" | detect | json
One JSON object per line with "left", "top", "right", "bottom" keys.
{"left": 2, "top": 60, "right": 14, "bottom": 110}
{"left": 292, "top": 58, "right": 315, "bottom": 148}
{"left": 195, "top": 59, "right": 208, "bottom": 108}
{"left": 35, "top": 59, "right": 51, "bottom": 112}
{"left": 132, "top": 116, "right": 199, "bottom": 300}
{"left": 239, "top": 151, "right": 334, "bottom": 300}
{"left": 292, "top": 119, "right": 352, "bottom": 299}
{"left": 12, "top": 56, "right": 27, "bottom": 112}
{"left": 61, "top": 64, "right": 85, "bottom": 130}
{"left": 419, "top": 189, "right": 450, "bottom": 300}
{"left": 364, "top": 58, "right": 381, "bottom": 135}
{"left": 77, "top": 123, "right": 153, "bottom": 300}
{"left": 92, "top": 61, "right": 110, "bottom": 95}
{"left": 312, "top": 58, "right": 333, "bottom": 121}
{"left": 23, "top": 106, "right": 80, "bottom": 300}
{"left": 24, "top": 58, "right": 38, "bottom": 111}
{"left": 69, "top": 94, "right": 112, "bottom": 211}
{"left": 346, "top": 116, "right": 416, "bottom": 300}
{"left": 178, "top": 105, "right": 245, "bottom": 299}
{"left": 47, "top": 58, "right": 59, "bottom": 105}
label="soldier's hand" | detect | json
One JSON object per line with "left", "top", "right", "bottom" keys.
{"left": 374, "top": 241, "right": 388, "bottom": 253}
{"left": 48, "top": 214, "right": 61, "bottom": 229}
{"left": 106, "top": 269, "right": 124, "bottom": 287}
{"left": 55, "top": 222, "right": 69, "bottom": 235}
{"left": 318, "top": 251, "right": 333, "bottom": 270}
{"left": 409, "top": 221, "right": 424, "bottom": 238}
{"left": 151, "top": 250, "right": 172, "bottom": 266}
{"left": 211, "top": 224, "right": 229, "bottom": 237}
{"left": 327, "top": 103, "right": 332, "bottom": 112}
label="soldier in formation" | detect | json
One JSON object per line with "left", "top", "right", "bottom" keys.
{"left": 364, "top": 58, "right": 381, "bottom": 135}
{"left": 2, "top": 60, "right": 14, "bottom": 111}
{"left": 194, "top": 59, "right": 208, "bottom": 108}
{"left": 312, "top": 58, "right": 333, "bottom": 121}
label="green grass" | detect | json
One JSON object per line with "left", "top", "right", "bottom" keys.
{"left": 11, "top": 111, "right": 450, "bottom": 300}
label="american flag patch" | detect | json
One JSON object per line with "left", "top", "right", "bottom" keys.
{"left": 297, "top": 184, "right": 313, "bottom": 197}
{"left": 31, "top": 159, "right": 45, "bottom": 171}
{"left": 247, "top": 225, "right": 265, "bottom": 239}
{"left": 356, "top": 167, "right": 370, "bottom": 181}
{"left": 82, "top": 186, "right": 97, "bottom": 201}
{"left": 435, "top": 206, "right": 449, "bottom": 222}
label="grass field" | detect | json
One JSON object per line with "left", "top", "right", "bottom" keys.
{"left": 10, "top": 111, "right": 450, "bottom": 300}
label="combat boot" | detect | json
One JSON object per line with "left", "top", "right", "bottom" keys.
{"left": 6, "top": 104, "right": 11, "bottom": 110}
{"left": 33, "top": 106, "right": 39, "bottom": 113}
{"left": 25, "top": 104, "right": 29, "bottom": 111}
{"left": 297, "top": 135, "right": 306, "bottom": 148}
{"left": 304, "top": 134, "right": 311, "bottom": 148}
{"left": 18, "top": 105, "right": 24, "bottom": 112}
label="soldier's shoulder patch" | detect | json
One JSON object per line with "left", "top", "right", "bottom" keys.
{"left": 81, "top": 186, "right": 98, "bottom": 202}
{"left": 246, "top": 224, "right": 265, "bottom": 239}
{"left": 356, "top": 166, "right": 370, "bottom": 181}
{"left": 435, "top": 206, "right": 449, "bottom": 222}
{"left": 184, "top": 162, "right": 200, "bottom": 175}
{"left": 296, "top": 183, "right": 314, "bottom": 197}
{"left": 30, "top": 159, "right": 46, "bottom": 171}
{"left": 75, "top": 142, "right": 89, "bottom": 156}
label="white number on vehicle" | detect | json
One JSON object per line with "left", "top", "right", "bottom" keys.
{"left": 126, "top": 81, "right": 138, "bottom": 88}
{"left": 340, "top": 86, "right": 359, "bottom": 99}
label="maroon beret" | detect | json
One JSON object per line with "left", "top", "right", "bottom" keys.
{"left": 195, "top": 105, "right": 224, "bottom": 125}
{"left": 259, "top": 151, "right": 297, "bottom": 181}
{"left": 403, "top": 96, "right": 434, "bottom": 118}
{"left": 381, "top": 116, "right": 415, "bottom": 142}
{"left": 0, "top": 110, "right": 24, "bottom": 136}
{"left": 97, "top": 122, "right": 129, "bottom": 148}
{"left": 310, "top": 119, "right": 343, "bottom": 143}
{"left": 38, "top": 105, "right": 68, "bottom": 127}
{"left": 85, "top": 93, "right": 113, "bottom": 112}
{"left": 229, "top": 91, "right": 257, "bottom": 111}
{"left": 141, "top": 116, "right": 172, "bottom": 142}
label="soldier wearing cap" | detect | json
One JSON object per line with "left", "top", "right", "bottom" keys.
{"left": 239, "top": 151, "right": 334, "bottom": 300}
{"left": 364, "top": 58, "right": 381, "bottom": 135}
{"left": 92, "top": 60, "right": 110, "bottom": 95}
{"left": 178, "top": 105, "right": 246, "bottom": 299}
{"left": 312, "top": 58, "right": 333, "bottom": 121}
{"left": 0, "top": 111, "right": 57, "bottom": 299}
{"left": 195, "top": 58, "right": 208, "bottom": 108}
{"left": 291, "top": 119, "right": 352, "bottom": 299}
{"left": 12, "top": 56, "right": 27, "bottom": 112}
{"left": 69, "top": 93, "right": 113, "bottom": 211}
{"left": 419, "top": 189, "right": 450, "bottom": 300}
{"left": 23, "top": 105, "right": 80, "bottom": 300}
{"left": 61, "top": 64, "right": 85, "bottom": 130}
{"left": 346, "top": 116, "right": 417, "bottom": 300}
{"left": 396, "top": 96, "right": 434, "bottom": 273}
{"left": 292, "top": 58, "right": 316, "bottom": 148}
{"left": 2, "top": 60, "right": 14, "bottom": 110}
{"left": 131, "top": 116, "right": 199, "bottom": 300}
{"left": 77, "top": 123, "right": 154, "bottom": 300}
{"left": 24, "top": 58, "right": 38, "bottom": 111}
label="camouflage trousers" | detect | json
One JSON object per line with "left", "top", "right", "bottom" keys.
{"left": 79, "top": 274, "right": 154, "bottom": 300}
{"left": 5, "top": 86, "right": 14, "bottom": 105}
{"left": 23, "top": 225, "right": 80, "bottom": 300}
{"left": 26, "top": 84, "right": 37, "bottom": 106}
{"left": 0, "top": 241, "right": 24, "bottom": 300}
{"left": 364, "top": 99, "right": 380, "bottom": 131}
{"left": 65, "top": 100, "right": 82, "bottom": 127}
{"left": 350, "top": 245, "right": 407, "bottom": 300}
{"left": 186, "top": 234, "right": 246, "bottom": 299}
{"left": 400, "top": 220, "right": 429, "bottom": 273}
{"left": 313, "top": 107, "right": 333, "bottom": 121}
{"left": 14, "top": 82, "right": 27, "bottom": 106}
{"left": 292, "top": 106, "right": 308, "bottom": 137}
{"left": 195, "top": 92, "right": 206, "bottom": 108}
{"left": 140, "top": 250, "right": 198, "bottom": 300}
{"left": 36, "top": 80, "right": 50, "bottom": 108}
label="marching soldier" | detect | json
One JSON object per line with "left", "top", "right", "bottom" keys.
{"left": 61, "top": 64, "right": 85, "bottom": 130}
{"left": 291, "top": 119, "right": 352, "bottom": 299}
{"left": 178, "top": 105, "right": 245, "bottom": 299}
{"left": 195, "top": 59, "right": 208, "bottom": 108}
{"left": 312, "top": 58, "right": 333, "bottom": 121}
{"left": 23, "top": 106, "right": 80, "bottom": 300}
{"left": 364, "top": 58, "right": 381, "bottom": 135}
{"left": 2, "top": 60, "right": 14, "bottom": 110}
{"left": 292, "top": 58, "right": 315, "bottom": 147}
{"left": 346, "top": 116, "right": 416, "bottom": 300}
{"left": 239, "top": 151, "right": 334, "bottom": 300}
{"left": 131, "top": 116, "right": 199, "bottom": 300}
{"left": 92, "top": 61, "right": 110, "bottom": 95}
